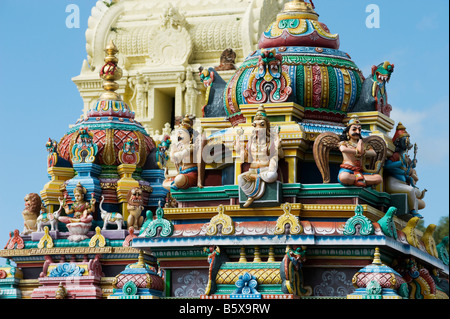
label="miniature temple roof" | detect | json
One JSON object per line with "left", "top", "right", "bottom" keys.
{"left": 352, "top": 247, "right": 406, "bottom": 291}
{"left": 56, "top": 40, "right": 156, "bottom": 168}
{"left": 258, "top": 0, "right": 340, "bottom": 50}
{"left": 222, "top": 0, "right": 360, "bottom": 125}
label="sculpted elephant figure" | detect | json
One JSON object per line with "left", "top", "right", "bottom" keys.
{"left": 99, "top": 196, "right": 124, "bottom": 230}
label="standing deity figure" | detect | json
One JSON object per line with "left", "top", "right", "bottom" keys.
{"left": 59, "top": 182, "right": 95, "bottom": 224}
{"left": 236, "top": 105, "right": 284, "bottom": 207}
{"left": 163, "top": 115, "right": 204, "bottom": 190}
{"left": 384, "top": 123, "right": 426, "bottom": 218}
{"left": 129, "top": 73, "right": 149, "bottom": 118}
{"left": 184, "top": 67, "right": 199, "bottom": 116}
{"left": 337, "top": 116, "right": 383, "bottom": 187}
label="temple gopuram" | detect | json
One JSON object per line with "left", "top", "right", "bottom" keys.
{"left": 0, "top": 0, "right": 448, "bottom": 302}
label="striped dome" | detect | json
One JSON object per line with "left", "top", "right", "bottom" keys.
{"left": 223, "top": 0, "right": 364, "bottom": 125}
{"left": 224, "top": 46, "right": 363, "bottom": 124}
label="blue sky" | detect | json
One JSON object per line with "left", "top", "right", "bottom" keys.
{"left": 0, "top": 0, "right": 448, "bottom": 241}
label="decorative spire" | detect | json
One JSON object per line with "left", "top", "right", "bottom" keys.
{"left": 283, "top": 0, "right": 318, "bottom": 16}
{"left": 99, "top": 40, "right": 123, "bottom": 101}
{"left": 372, "top": 247, "right": 382, "bottom": 265}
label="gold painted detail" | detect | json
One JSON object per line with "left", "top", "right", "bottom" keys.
{"left": 102, "top": 129, "right": 116, "bottom": 166}
{"left": 216, "top": 267, "right": 282, "bottom": 285}
{"left": 89, "top": 227, "right": 107, "bottom": 248}
{"left": 0, "top": 246, "right": 138, "bottom": 258}
{"left": 401, "top": 217, "right": 420, "bottom": 248}
{"left": 37, "top": 227, "right": 54, "bottom": 249}
{"left": 274, "top": 203, "right": 302, "bottom": 235}
{"left": 422, "top": 224, "right": 439, "bottom": 258}
{"left": 206, "top": 205, "right": 235, "bottom": 236}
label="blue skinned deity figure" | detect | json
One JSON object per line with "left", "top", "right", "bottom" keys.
{"left": 384, "top": 123, "right": 426, "bottom": 218}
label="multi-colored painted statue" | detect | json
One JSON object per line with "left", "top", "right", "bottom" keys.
{"left": 36, "top": 198, "right": 63, "bottom": 232}
{"left": 59, "top": 182, "right": 95, "bottom": 225}
{"left": 384, "top": 123, "right": 426, "bottom": 218}
{"left": 71, "top": 128, "right": 98, "bottom": 164}
{"left": 58, "top": 182, "right": 96, "bottom": 242}
{"left": 313, "top": 115, "right": 386, "bottom": 186}
{"left": 199, "top": 67, "right": 228, "bottom": 118}
{"left": 126, "top": 187, "right": 144, "bottom": 230}
{"left": 350, "top": 61, "right": 394, "bottom": 116}
{"left": 155, "top": 135, "right": 171, "bottom": 171}
{"left": 236, "top": 105, "right": 284, "bottom": 207}
{"left": 21, "top": 193, "right": 42, "bottom": 235}
{"left": 163, "top": 115, "right": 204, "bottom": 191}
{"left": 99, "top": 196, "right": 124, "bottom": 230}
{"left": 337, "top": 116, "right": 384, "bottom": 187}
{"left": 118, "top": 137, "right": 140, "bottom": 165}
{"left": 243, "top": 49, "right": 292, "bottom": 104}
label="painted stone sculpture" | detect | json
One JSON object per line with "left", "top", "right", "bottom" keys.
{"left": 59, "top": 182, "right": 95, "bottom": 241}
{"left": 118, "top": 137, "right": 140, "bottom": 165}
{"left": 236, "top": 105, "right": 284, "bottom": 207}
{"left": 243, "top": 48, "right": 292, "bottom": 104}
{"left": 71, "top": 128, "right": 98, "bottom": 164}
{"left": 350, "top": 61, "right": 394, "bottom": 116}
{"left": 126, "top": 187, "right": 144, "bottom": 230}
{"left": 21, "top": 193, "right": 42, "bottom": 235}
{"left": 337, "top": 116, "right": 384, "bottom": 187}
{"left": 163, "top": 115, "right": 204, "bottom": 191}
{"left": 155, "top": 135, "right": 171, "bottom": 171}
{"left": 214, "top": 48, "right": 236, "bottom": 71}
{"left": 313, "top": 115, "right": 386, "bottom": 186}
{"left": 199, "top": 67, "right": 228, "bottom": 118}
{"left": 99, "top": 196, "right": 124, "bottom": 230}
{"left": 384, "top": 123, "right": 426, "bottom": 218}
{"left": 36, "top": 197, "right": 64, "bottom": 232}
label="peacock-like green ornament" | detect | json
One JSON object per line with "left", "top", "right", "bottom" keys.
{"left": 343, "top": 205, "right": 374, "bottom": 236}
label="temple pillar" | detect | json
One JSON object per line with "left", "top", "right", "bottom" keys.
{"left": 117, "top": 164, "right": 140, "bottom": 221}
{"left": 40, "top": 167, "right": 75, "bottom": 213}
{"left": 141, "top": 169, "right": 169, "bottom": 207}
{"left": 66, "top": 163, "right": 102, "bottom": 203}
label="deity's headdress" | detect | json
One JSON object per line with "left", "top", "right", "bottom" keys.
{"left": 74, "top": 182, "right": 87, "bottom": 195}
{"left": 392, "top": 122, "right": 410, "bottom": 143}
{"left": 346, "top": 115, "right": 361, "bottom": 127}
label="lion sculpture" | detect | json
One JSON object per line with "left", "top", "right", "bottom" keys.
{"left": 127, "top": 187, "right": 144, "bottom": 230}
{"left": 22, "top": 193, "right": 42, "bottom": 235}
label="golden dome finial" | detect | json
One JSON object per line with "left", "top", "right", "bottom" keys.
{"left": 283, "top": 0, "right": 318, "bottom": 16}
{"left": 372, "top": 247, "right": 382, "bottom": 265}
{"left": 99, "top": 40, "right": 123, "bottom": 100}
{"left": 137, "top": 250, "right": 145, "bottom": 267}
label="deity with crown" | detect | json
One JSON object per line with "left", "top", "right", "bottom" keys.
{"left": 236, "top": 105, "right": 284, "bottom": 207}
{"left": 59, "top": 182, "right": 96, "bottom": 241}
{"left": 163, "top": 115, "right": 203, "bottom": 191}
{"left": 337, "top": 116, "right": 383, "bottom": 187}
{"left": 384, "top": 123, "right": 426, "bottom": 218}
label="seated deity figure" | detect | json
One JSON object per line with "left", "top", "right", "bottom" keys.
{"left": 59, "top": 182, "right": 96, "bottom": 224}
{"left": 163, "top": 115, "right": 202, "bottom": 191}
{"left": 338, "top": 116, "right": 383, "bottom": 187}
{"left": 384, "top": 123, "right": 426, "bottom": 218}
{"left": 236, "top": 105, "right": 284, "bottom": 207}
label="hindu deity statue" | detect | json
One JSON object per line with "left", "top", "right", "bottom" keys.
{"left": 337, "top": 116, "right": 383, "bottom": 187}
{"left": 384, "top": 123, "right": 426, "bottom": 218}
{"left": 163, "top": 115, "right": 203, "bottom": 191}
{"left": 236, "top": 105, "right": 284, "bottom": 207}
{"left": 59, "top": 182, "right": 95, "bottom": 225}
